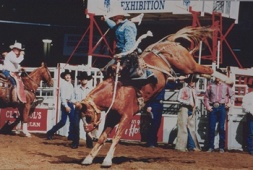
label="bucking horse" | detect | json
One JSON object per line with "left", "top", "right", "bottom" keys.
{"left": 0, "top": 62, "right": 53, "bottom": 137}
{"left": 75, "top": 26, "right": 233, "bottom": 167}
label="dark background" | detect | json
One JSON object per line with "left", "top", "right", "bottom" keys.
{"left": 0, "top": 0, "right": 252, "bottom": 68}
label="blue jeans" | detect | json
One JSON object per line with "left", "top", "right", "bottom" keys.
{"left": 187, "top": 110, "right": 196, "bottom": 150}
{"left": 2, "top": 70, "right": 16, "bottom": 85}
{"left": 187, "top": 129, "right": 196, "bottom": 149}
{"left": 47, "top": 102, "right": 75, "bottom": 138}
{"left": 147, "top": 102, "right": 163, "bottom": 147}
{"left": 208, "top": 104, "right": 227, "bottom": 149}
{"left": 72, "top": 109, "right": 93, "bottom": 147}
{"left": 247, "top": 113, "right": 253, "bottom": 154}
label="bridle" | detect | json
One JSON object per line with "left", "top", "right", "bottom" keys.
{"left": 81, "top": 97, "right": 101, "bottom": 128}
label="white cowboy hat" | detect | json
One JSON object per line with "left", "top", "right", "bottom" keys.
{"left": 9, "top": 42, "right": 24, "bottom": 50}
{"left": 105, "top": 6, "right": 130, "bottom": 19}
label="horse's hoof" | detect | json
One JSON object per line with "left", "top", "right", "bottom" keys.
{"left": 101, "top": 160, "right": 112, "bottom": 167}
{"left": 81, "top": 157, "right": 92, "bottom": 165}
{"left": 25, "top": 134, "right": 32, "bottom": 138}
{"left": 20, "top": 132, "right": 32, "bottom": 137}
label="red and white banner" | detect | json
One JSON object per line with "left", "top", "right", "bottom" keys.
{"left": 108, "top": 115, "right": 163, "bottom": 142}
{"left": 0, "top": 108, "right": 48, "bottom": 131}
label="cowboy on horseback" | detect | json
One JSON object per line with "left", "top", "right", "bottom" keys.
{"left": 101, "top": 6, "right": 157, "bottom": 85}
{"left": 1, "top": 42, "right": 26, "bottom": 103}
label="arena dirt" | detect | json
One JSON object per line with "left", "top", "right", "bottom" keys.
{"left": 0, "top": 133, "right": 253, "bottom": 170}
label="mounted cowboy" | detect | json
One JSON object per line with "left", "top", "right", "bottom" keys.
{"left": 101, "top": 4, "right": 157, "bottom": 86}
{"left": 1, "top": 42, "right": 26, "bottom": 103}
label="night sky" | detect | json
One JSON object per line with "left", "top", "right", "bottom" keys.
{"left": 0, "top": 0, "right": 253, "bottom": 68}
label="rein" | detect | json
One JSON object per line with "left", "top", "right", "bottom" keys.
{"left": 22, "top": 71, "right": 40, "bottom": 93}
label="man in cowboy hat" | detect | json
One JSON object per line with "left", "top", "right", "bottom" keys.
{"left": 204, "top": 68, "right": 235, "bottom": 153}
{"left": 101, "top": 6, "right": 157, "bottom": 84}
{"left": 47, "top": 69, "right": 76, "bottom": 140}
{"left": 2, "top": 42, "right": 26, "bottom": 103}
{"left": 71, "top": 71, "right": 94, "bottom": 149}
{"left": 175, "top": 74, "right": 201, "bottom": 152}
{"left": 242, "top": 78, "right": 253, "bottom": 156}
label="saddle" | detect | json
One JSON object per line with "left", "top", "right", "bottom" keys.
{"left": 0, "top": 72, "right": 26, "bottom": 104}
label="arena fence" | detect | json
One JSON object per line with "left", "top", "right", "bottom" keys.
{"left": 0, "top": 64, "right": 252, "bottom": 151}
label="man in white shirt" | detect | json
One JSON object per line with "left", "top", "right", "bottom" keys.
{"left": 71, "top": 71, "right": 93, "bottom": 149}
{"left": 242, "top": 79, "right": 253, "bottom": 155}
{"left": 47, "top": 69, "right": 75, "bottom": 140}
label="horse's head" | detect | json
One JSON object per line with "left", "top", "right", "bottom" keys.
{"left": 75, "top": 98, "right": 101, "bottom": 133}
{"left": 40, "top": 62, "right": 54, "bottom": 87}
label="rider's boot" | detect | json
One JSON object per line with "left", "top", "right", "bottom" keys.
{"left": 146, "top": 70, "right": 158, "bottom": 85}
{"left": 100, "top": 59, "right": 116, "bottom": 73}
{"left": 131, "top": 69, "right": 157, "bottom": 85}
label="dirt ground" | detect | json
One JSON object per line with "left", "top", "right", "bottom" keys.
{"left": 1, "top": 133, "right": 253, "bottom": 170}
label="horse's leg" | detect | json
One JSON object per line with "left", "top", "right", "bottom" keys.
{"left": 81, "top": 127, "right": 112, "bottom": 165}
{"left": 212, "top": 70, "right": 233, "bottom": 84}
{"left": 194, "top": 64, "right": 213, "bottom": 75}
{"left": 19, "top": 104, "right": 32, "bottom": 137}
{"left": 101, "top": 115, "right": 131, "bottom": 167}
{"left": 14, "top": 120, "right": 22, "bottom": 134}
{"left": 82, "top": 110, "right": 121, "bottom": 165}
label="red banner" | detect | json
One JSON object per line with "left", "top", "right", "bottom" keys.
{"left": 0, "top": 108, "right": 48, "bottom": 131}
{"left": 108, "top": 115, "right": 163, "bottom": 142}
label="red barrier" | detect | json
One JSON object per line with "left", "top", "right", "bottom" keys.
{"left": 0, "top": 108, "right": 48, "bottom": 131}
{"left": 108, "top": 115, "right": 164, "bottom": 142}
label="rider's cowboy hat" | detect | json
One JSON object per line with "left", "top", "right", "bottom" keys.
{"left": 185, "top": 74, "right": 199, "bottom": 83}
{"left": 104, "top": 5, "right": 130, "bottom": 19}
{"left": 60, "top": 69, "right": 72, "bottom": 79}
{"left": 76, "top": 71, "right": 93, "bottom": 81}
{"left": 9, "top": 42, "right": 24, "bottom": 50}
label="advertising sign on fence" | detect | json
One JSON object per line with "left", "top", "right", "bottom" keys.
{"left": 108, "top": 114, "right": 163, "bottom": 142}
{"left": 0, "top": 108, "right": 48, "bottom": 131}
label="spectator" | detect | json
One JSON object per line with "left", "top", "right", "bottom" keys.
{"left": 146, "top": 79, "right": 181, "bottom": 148}
{"left": 204, "top": 69, "right": 235, "bottom": 153}
{"left": 242, "top": 79, "right": 253, "bottom": 155}
{"left": 175, "top": 74, "right": 201, "bottom": 152}
{"left": 46, "top": 69, "right": 75, "bottom": 140}
{"left": 71, "top": 71, "right": 94, "bottom": 149}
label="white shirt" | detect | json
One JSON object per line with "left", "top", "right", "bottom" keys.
{"left": 74, "top": 84, "right": 92, "bottom": 102}
{"left": 3, "top": 51, "right": 24, "bottom": 72}
{"left": 60, "top": 79, "right": 75, "bottom": 107}
{"left": 242, "top": 92, "right": 253, "bottom": 115}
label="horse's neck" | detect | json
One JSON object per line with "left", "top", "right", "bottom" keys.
{"left": 23, "top": 69, "right": 41, "bottom": 91}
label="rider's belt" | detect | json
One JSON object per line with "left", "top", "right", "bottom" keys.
{"left": 212, "top": 102, "right": 225, "bottom": 108}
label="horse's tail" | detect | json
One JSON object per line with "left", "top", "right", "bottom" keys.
{"left": 167, "top": 26, "right": 214, "bottom": 53}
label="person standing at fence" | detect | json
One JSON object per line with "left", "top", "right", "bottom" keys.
{"left": 145, "top": 78, "right": 183, "bottom": 148}
{"left": 175, "top": 74, "right": 201, "bottom": 152}
{"left": 71, "top": 71, "right": 94, "bottom": 149}
{"left": 242, "top": 79, "right": 253, "bottom": 156}
{"left": 204, "top": 69, "right": 235, "bottom": 153}
{"left": 47, "top": 69, "right": 75, "bottom": 140}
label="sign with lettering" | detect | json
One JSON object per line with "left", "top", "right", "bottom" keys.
{"left": 108, "top": 114, "right": 163, "bottom": 141}
{"left": 0, "top": 108, "right": 48, "bottom": 131}
{"left": 87, "top": 0, "right": 239, "bottom": 22}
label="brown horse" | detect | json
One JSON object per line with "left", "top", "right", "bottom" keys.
{"left": 75, "top": 26, "right": 231, "bottom": 167}
{"left": 0, "top": 62, "right": 53, "bottom": 137}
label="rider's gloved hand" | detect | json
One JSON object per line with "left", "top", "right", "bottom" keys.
{"left": 113, "top": 54, "right": 122, "bottom": 59}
